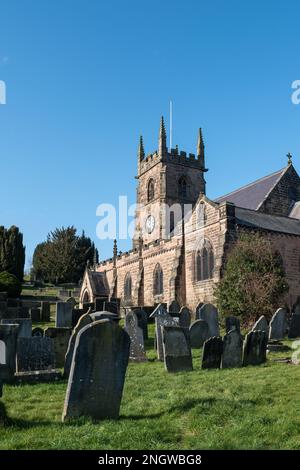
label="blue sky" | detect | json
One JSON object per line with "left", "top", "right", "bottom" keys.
{"left": 0, "top": 0, "right": 300, "bottom": 268}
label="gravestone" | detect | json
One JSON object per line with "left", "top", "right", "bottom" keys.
{"left": 179, "top": 307, "right": 191, "bottom": 328}
{"left": 288, "top": 313, "right": 300, "bottom": 338}
{"left": 202, "top": 336, "right": 223, "bottom": 369}
{"left": 16, "top": 337, "right": 55, "bottom": 372}
{"left": 133, "top": 308, "right": 148, "bottom": 340}
{"left": 64, "top": 313, "right": 93, "bottom": 378}
{"left": 189, "top": 319, "right": 209, "bottom": 348}
{"left": 162, "top": 326, "right": 193, "bottom": 372}
{"left": 62, "top": 319, "right": 130, "bottom": 422}
{"left": 197, "top": 303, "right": 219, "bottom": 337}
{"left": 242, "top": 330, "right": 268, "bottom": 366}
{"left": 269, "top": 308, "right": 287, "bottom": 340}
{"left": 1, "top": 318, "right": 32, "bottom": 338}
{"left": 0, "top": 324, "right": 19, "bottom": 380}
{"left": 66, "top": 297, "right": 77, "bottom": 308}
{"left": 94, "top": 297, "right": 108, "bottom": 311}
{"left": 56, "top": 302, "right": 73, "bottom": 328}
{"left": 103, "top": 301, "right": 119, "bottom": 315}
{"left": 41, "top": 302, "right": 51, "bottom": 322}
{"left": 222, "top": 330, "right": 243, "bottom": 368}
{"left": 195, "top": 302, "right": 204, "bottom": 319}
{"left": 251, "top": 315, "right": 269, "bottom": 335}
{"left": 32, "top": 327, "right": 44, "bottom": 337}
{"left": 225, "top": 316, "right": 240, "bottom": 334}
{"left": 149, "top": 304, "right": 177, "bottom": 361}
{"left": 44, "top": 327, "right": 72, "bottom": 367}
{"left": 30, "top": 308, "right": 41, "bottom": 322}
{"left": 125, "top": 311, "right": 147, "bottom": 362}
{"left": 168, "top": 300, "right": 180, "bottom": 314}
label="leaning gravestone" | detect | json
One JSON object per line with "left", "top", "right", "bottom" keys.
{"left": 149, "top": 304, "right": 177, "bottom": 361}
{"left": 222, "top": 330, "right": 243, "bottom": 368}
{"left": 1, "top": 318, "right": 32, "bottom": 338}
{"left": 16, "top": 337, "right": 55, "bottom": 372}
{"left": 251, "top": 315, "right": 269, "bottom": 335}
{"left": 269, "top": 308, "right": 287, "bottom": 340}
{"left": 125, "top": 311, "right": 147, "bottom": 362}
{"left": 197, "top": 303, "right": 219, "bottom": 337}
{"left": 202, "top": 336, "right": 223, "bottom": 369}
{"left": 288, "top": 313, "right": 300, "bottom": 339}
{"left": 133, "top": 308, "right": 148, "bottom": 340}
{"left": 162, "top": 325, "right": 193, "bottom": 372}
{"left": 179, "top": 307, "right": 191, "bottom": 328}
{"left": 0, "top": 324, "right": 19, "bottom": 380}
{"left": 64, "top": 312, "right": 93, "bottom": 378}
{"left": 45, "top": 327, "right": 72, "bottom": 368}
{"left": 189, "top": 320, "right": 209, "bottom": 348}
{"left": 242, "top": 330, "right": 267, "bottom": 366}
{"left": 225, "top": 316, "right": 240, "bottom": 334}
{"left": 62, "top": 319, "right": 130, "bottom": 421}
{"left": 56, "top": 302, "right": 73, "bottom": 328}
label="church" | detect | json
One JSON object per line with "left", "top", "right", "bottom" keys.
{"left": 80, "top": 117, "right": 300, "bottom": 312}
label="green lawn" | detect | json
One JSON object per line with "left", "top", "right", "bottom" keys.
{"left": 1, "top": 325, "right": 300, "bottom": 450}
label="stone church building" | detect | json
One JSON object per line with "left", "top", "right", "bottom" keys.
{"left": 80, "top": 117, "right": 300, "bottom": 312}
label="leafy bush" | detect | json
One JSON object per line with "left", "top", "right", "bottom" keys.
{"left": 0, "top": 271, "right": 22, "bottom": 298}
{"left": 214, "top": 232, "right": 289, "bottom": 326}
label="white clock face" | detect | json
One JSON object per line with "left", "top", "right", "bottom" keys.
{"left": 145, "top": 215, "right": 155, "bottom": 234}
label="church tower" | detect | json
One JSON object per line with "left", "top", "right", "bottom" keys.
{"left": 133, "top": 117, "right": 207, "bottom": 247}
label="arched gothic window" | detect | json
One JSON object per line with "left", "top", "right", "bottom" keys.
{"left": 148, "top": 179, "right": 155, "bottom": 202}
{"left": 178, "top": 176, "right": 187, "bottom": 198}
{"left": 195, "top": 240, "right": 215, "bottom": 281}
{"left": 124, "top": 272, "right": 132, "bottom": 300}
{"left": 153, "top": 263, "right": 163, "bottom": 296}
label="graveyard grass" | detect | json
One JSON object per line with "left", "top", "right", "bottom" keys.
{"left": 1, "top": 324, "right": 300, "bottom": 450}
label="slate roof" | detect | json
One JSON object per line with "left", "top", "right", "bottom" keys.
{"left": 215, "top": 167, "right": 287, "bottom": 210}
{"left": 235, "top": 206, "right": 300, "bottom": 236}
{"left": 87, "top": 270, "right": 109, "bottom": 296}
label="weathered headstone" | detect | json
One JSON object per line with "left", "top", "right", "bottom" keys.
{"left": 288, "top": 313, "right": 300, "bottom": 339}
{"left": 197, "top": 303, "right": 219, "bottom": 337}
{"left": 202, "top": 336, "right": 223, "bottom": 369}
{"left": 16, "top": 337, "right": 55, "bottom": 372}
{"left": 162, "top": 326, "right": 193, "bottom": 372}
{"left": 41, "top": 302, "right": 51, "bottom": 322}
{"left": 251, "top": 315, "right": 269, "bottom": 335}
{"left": 133, "top": 308, "right": 148, "bottom": 340}
{"left": 149, "top": 304, "right": 177, "bottom": 361}
{"left": 125, "top": 311, "right": 147, "bottom": 362}
{"left": 1, "top": 318, "right": 32, "bottom": 338}
{"left": 222, "top": 330, "right": 243, "bottom": 368}
{"left": 56, "top": 302, "right": 73, "bottom": 328}
{"left": 62, "top": 319, "right": 130, "bottom": 421}
{"left": 269, "top": 308, "right": 287, "bottom": 340}
{"left": 168, "top": 300, "right": 180, "bottom": 314}
{"left": 30, "top": 308, "right": 41, "bottom": 322}
{"left": 0, "top": 324, "right": 19, "bottom": 380}
{"left": 189, "top": 319, "right": 209, "bottom": 348}
{"left": 179, "top": 307, "right": 191, "bottom": 328}
{"left": 44, "top": 327, "right": 72, "bottom": 367}
{"left": 64, "top": 313, "right": 93, "bottom": 378}
{"left": 195, "top": 302, "right": 204, "bottom": 319}
{"left": 225, "top": 316, "right": 241, "bottom": 334}
{"left": 242, "top": 330, "right": 268, "bottom": 366}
